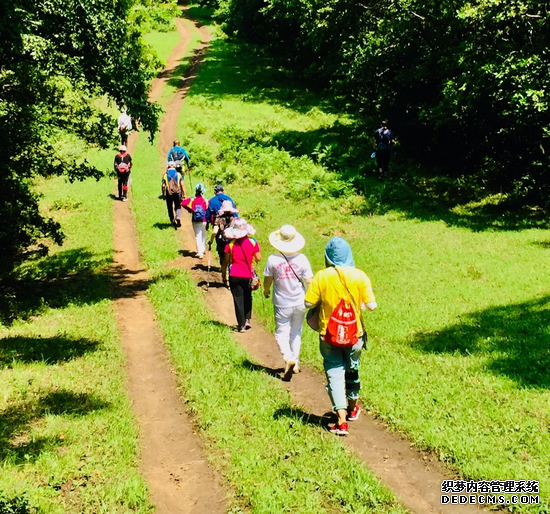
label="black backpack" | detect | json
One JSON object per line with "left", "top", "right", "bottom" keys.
{"left": 376, "top": 128, "right": 392, "bottom": 151}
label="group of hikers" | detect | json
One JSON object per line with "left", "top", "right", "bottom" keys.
{"left": 113, "top": 131, "right": 381, "bottom": 437}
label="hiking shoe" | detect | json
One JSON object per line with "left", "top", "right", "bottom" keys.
{"left": 238, "top": 326, "right": 246, "bottom": 333}
{"left": 176, "top": 219, "right": 181, "bottom": 227}
{"left": 245, "top": 319, "right": 251, "bottom": 330}
{"left": 282, "top": 360, "right": 295, "bottom": 381}
{"left": 122, "top": 197, "right": 128, "bottom": 202}
{"left": 293, "top": 366, "right": 300, "bottom": 374}
{"left": 347, "top": 404, "right": 361, "bottom": 421}
{"left": 329, "top": 422, "right": 349, "bottom": 436}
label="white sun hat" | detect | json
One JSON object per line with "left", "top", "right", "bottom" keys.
{"left": 269, "top": 225, "right": 305, "bottom": 254}
{"left": 225, "top": 218, "right": 255, "bottom": 239}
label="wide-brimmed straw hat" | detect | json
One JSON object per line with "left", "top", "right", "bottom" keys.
{"left": 269, "top": 225, "right": 305, "bottom": 254}
{"left": 218, "top": 200, "right": 238, "bottom": 215}
{"left": 225, "top": 218, "right": 255, "bottom": 239}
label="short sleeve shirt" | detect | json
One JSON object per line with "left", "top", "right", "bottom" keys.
{"left": 263, "top": 253, "right": 313, "bottom": 308}
{"left": 304, "top": 266, "right": 375, "bottom": 337}
{"left": 225, "top": 237, "right": 260, "bottom": 278}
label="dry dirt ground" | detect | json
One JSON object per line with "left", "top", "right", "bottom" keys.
{"left": 112, "top": 17, "right": 225, "bottom": 514}
{"left": 112, "top": 13, "right": 483, "bottom": 514}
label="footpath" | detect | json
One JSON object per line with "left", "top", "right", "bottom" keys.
{"left": 116, "top": 11, "right": 483, "bottom": 514}
{"left": 111, "top": 17, "right": 225, "bottom": 514}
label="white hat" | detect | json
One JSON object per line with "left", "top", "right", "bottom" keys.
{"left": 225, "top": 218, "right": 255, "bottom": 239}
{"left": 269, "top": 225, "right": 305, "bottom": 254}
{"left": 119, "top": 145, "right": 127, "bottom": 152}
{"left": 218, "top": 200, "right": 238, "bottom": 215}
{"left": 167, "top": 161, "right": 176, "bottom": 168}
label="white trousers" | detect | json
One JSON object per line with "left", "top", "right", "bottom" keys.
{"left": 192, "top": 221, "right": 207, "bottom": 257}
{"left": 274, "top": 305, "right": 306, "bottom": 366}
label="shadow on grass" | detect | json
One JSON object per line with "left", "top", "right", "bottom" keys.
{"left": 273, "top": 406, "right": 335, "bottom": 431}
{"left": 241, "top": 358, "right": 282, "bottom": 379}
{"left": 187, "top": 37, "right": 550, "bottom": 231}
{"left": 0, "top": 335, "right": 99, "bottom": 366}
{"left": 411, "top": 295, "right": 550, "bottom": 388}
{"left": 153, "top": 222, "right": 176, "bottom": 230}
{"left": 0, "top": 247, "right": 164, "bottom": 324}
{"left": 0, "top": 389, "right": 109, "bottom": 464}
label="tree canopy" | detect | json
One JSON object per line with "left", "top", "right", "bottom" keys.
{"left": 0, "top": 0, "right": 165, "bottom": 279}
{"left": 205, "top": 0, "right": 550, "bottom": 207}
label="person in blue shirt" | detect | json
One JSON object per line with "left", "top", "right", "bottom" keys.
{"left": 206, "top": 185, "right": 237, "bottom": 226}
{"left": 166, "top": 140, "right": 190, "bottom": 173}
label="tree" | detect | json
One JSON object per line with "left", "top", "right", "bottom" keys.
{"left": 0, "top": 0, "right": 163, "bottom": 279}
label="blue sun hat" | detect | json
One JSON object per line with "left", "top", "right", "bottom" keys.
{"left": 325, "top": 237, "right": 355, "bottom": 267}
{"left": 195, "top": 183, "right": 205, "bottom": 195}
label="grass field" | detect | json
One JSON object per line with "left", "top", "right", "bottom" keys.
{"left": 166, "top": 9, "right": 550, "bottom": 512}
{"left": 2, "top": 9, "right": 549, "bottom": 514}
{"left": 0, "top": 147, "right": 152, "bottom": 512}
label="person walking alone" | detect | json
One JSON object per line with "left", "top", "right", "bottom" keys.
{"left": 117, "top": 109, "right": 132, "bottom": 146}
{"left": 182, "top": 183, "right": 209, "bottom": 258}
{"left": 373, "top": 120, "right": 394, "bottom": 179}
{"left": 263, "top": 225, "right": 313, "bottom": 381}
{"left": 166, "top": 139, "right": 190, "bottom": 174}
{"left": 305, "top": 237, "right": 377, "bottom": 436}
{"left": 161, "top": 162, "right": 186, "bottom": 227}
{"left": 222, "top": 219, "right": 261, "bottom": 332}
{"left": 114, "top": 145, "right": 132, "bottom": 201}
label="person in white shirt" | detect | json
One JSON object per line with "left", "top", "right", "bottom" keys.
{"left": 117, "top": 109, "right": 132, "bottom": 145}
{"left": 263, "top": 225, "right": 313, "bottom": 381}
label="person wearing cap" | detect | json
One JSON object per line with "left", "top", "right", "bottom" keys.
{"left": 114, "top": 145, "right": 133, "bottom": 201}
{"left": 209, "top": 199, "right": 239, "bottom": 268}
{"left": 206, "top": 185, "right": 237, "bottom": 227}
{"left": 117, "top": 109, "right": 132, "bottom": 146}
{"left": 263, "top": 225, "right": 313, "bottom": 381}
{"left": 222, "top": 219, "right": 261, "bottom": 332}
{"left": 304, "top": 237, "right": 377, "bottom": 436}
{"left": 182, "top": 183, "right": 209, "bottom": 258}
{"left": 161, "top": 162, "right": 186, "bottom": 227}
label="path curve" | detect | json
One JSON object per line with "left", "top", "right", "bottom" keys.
{"left": 112, "top": 17, "right": 225, "bottom": 514}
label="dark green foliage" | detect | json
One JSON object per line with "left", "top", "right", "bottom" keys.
{"left": 206, "top": 0, "right": 550, "bottom": 209}
{"left": 0, "top": 493, "right": 38, "bottom": 514}
{"left": 0, "top": 0, "right": 166, "bottom": 279}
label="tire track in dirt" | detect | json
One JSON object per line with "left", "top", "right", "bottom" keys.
{"left": 111, "top": 17, "right": 225, "bottom": 514}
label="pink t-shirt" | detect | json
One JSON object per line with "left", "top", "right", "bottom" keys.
{"left": 225, "top": 237, "right": 260, "bottom": 278}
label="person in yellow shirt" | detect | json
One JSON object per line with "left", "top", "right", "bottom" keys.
{"left": 305, "top": 237, "right": 377, "bottom": 436}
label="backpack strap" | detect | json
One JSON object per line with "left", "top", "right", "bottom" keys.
{"left": 334, "top": 267, "right": 364, "bottom": 333}
{"left": 280, "top": 253, "right": 306, "bottom": 291}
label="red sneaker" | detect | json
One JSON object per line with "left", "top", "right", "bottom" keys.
{"left": 329, "top": 422, "right": 349, "bottom": 436}
{"left": 347, "top": 404, "right": 361, "bottom": 421}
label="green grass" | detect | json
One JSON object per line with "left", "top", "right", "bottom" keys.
{"left": 0, "top": 148, "right": 152, "bottom": 512}
{"left": 168, "top": 17, "right": 550, "bottom": 513}
{"left": 4, "top": 12, "right": 549, "bottom": 514}
{"left": 129, "top": 25, "right": 407, "bottom": 514}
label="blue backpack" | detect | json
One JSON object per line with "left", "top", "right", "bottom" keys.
{"left": 192, "top": 203, "right": 206, "bottom": 222}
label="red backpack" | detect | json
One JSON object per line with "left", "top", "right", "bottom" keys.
{"left": 117, "top": 153, "right": 129, "bottom": 173}
{"left": 324, "top": 299, "right": 358, "bottom": 347}
{"left": 323, "top": 267, "right": 362, "bottom": 347}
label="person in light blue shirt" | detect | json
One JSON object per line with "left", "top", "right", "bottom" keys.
{"left": 166, "top": 139, "right": 190, "bottom": 172}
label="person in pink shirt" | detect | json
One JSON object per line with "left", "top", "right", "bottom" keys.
{"left": 222, "top": 219, "right": 261, "bottom": 332}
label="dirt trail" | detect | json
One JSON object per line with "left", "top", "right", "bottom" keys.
{"left": 115, "top": 11, "right": 483, "bottom": 514}
{"left": 167, "top": 15, "right": 483, "bottom": 509}
{"left": 112, "top": 18, "right": 225, "bottom": 514}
